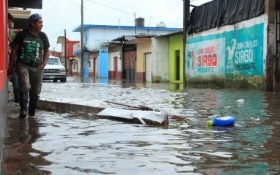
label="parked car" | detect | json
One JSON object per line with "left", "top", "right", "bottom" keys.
{"left": 43, "top": 56, "right": 67, "bottom": 82}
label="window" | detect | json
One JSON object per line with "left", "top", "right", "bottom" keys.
{"left": 47, "top": 57, "right": 61, "bottom": 65}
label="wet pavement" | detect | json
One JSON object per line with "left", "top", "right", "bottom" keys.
{"left": 2, "top": 77, "right": 280, "bottom": 174}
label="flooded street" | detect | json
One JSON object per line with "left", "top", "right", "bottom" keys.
{"left": 3, "top": 77, "right": 280, "bottom": 174}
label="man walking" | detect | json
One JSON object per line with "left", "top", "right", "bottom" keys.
{"left": 7, "top": 12, "right": 19, "bottom": 103}
{"left": 7, "top": 13, "right": 50, "bottom": 118}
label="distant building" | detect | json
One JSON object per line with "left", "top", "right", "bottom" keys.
{"left": 72, "top": 23, "right": 181, "bottom": 78}
{"left": 50, "top": 50, "right": 61, "bottom": 58}
{"left": 56, "top": 37, "right": 79, "bottom": 76}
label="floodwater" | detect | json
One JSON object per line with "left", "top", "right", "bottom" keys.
{"left": 2, "top": 77, "right": 280, "bottom": 175}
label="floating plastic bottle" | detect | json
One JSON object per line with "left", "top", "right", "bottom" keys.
{"left": 207, "top": 116, "right": 235, "bottom": 126}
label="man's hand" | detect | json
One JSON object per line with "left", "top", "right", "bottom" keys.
{"left": 7, "top": 65, "right": 14, "bottom": 78}
{"left": 40, "top": 63, "right": 46, "bottom": 70}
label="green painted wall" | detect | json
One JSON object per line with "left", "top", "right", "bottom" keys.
{"left": 169, "top": 34, "right": 183, "bottom": 84}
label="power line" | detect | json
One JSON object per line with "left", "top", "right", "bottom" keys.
{"left": 68, "top": 0, "right": 119, "bottom": 20}
{"left": 154, "top": 1, "right": 182, "bottom": 19}
{"left": 45, "top": 0, "right": 60, "bottom": 24}
{"left": 86, "top": 0, "right": 134, "bottom": 21}
{"left": 87, "top": 0, "right": 127, "bottom": 13}
{"left": 47, "top": 0, "right": 77, "bottom": 26}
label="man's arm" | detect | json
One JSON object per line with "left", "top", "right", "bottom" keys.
{"left": 40, "top": 32, "right": 50, "bottom": 69}
{"left": 7, "top": 43, "right": 20, "bottom": 77}
{"left": 40, "top": 48, "right": 49, "bottom": 69}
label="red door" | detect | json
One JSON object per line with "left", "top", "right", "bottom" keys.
{"left": 114, "top": 56, "right": 118, "bottom": 79}
{"left": 93, "top": 58, "right": 96, "bottom": 77}
{"left": 123, "top": 51, "right": 136, "bottom": 80}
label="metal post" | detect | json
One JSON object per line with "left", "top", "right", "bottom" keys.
{"left": 81, "top": 0, "right": 84, "bottom": 77}
{"left": 183, "top": 0, "right": 190, "bottom": 85}
{"left": 64, "top": 29, "right": 67, "bottom": 74}
{"left": 134, "top": 13, "right": 136, "bottom": 35}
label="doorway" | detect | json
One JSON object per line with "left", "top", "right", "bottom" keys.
{"left": 145, "top": 52, "right": 152, "bottom": 82}
{"left": 123, "top": 45, "right": 136, "bottom": 81}
{"left": 93, "top": 57, "right": 96, "bottom": 77}
{"left": 114, "top": 56, "right": 118, "bottom": 79}
{"left": 175, "top": 50, "right": 180, "bottom": 81}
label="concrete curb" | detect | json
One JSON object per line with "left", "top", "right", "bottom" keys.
{"left": 37, "top": 100, "right": 169, "bottom": 127}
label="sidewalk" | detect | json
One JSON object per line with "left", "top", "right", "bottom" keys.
{"left": 37, "top": 78, "right": 187, "bottom": 125}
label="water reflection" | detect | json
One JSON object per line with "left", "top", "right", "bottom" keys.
{"left": 259, "top": 92, "right": 280, "bottom": 173}
{"left": 169, "top": 83, "right": 186, "bottom": 92}
{"left": 3, "top": 115, "right": 52, "bottom": 175}
{"left": 4, "top": 77, "right": 280, "bottom": 174}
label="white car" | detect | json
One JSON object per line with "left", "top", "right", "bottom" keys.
{"left": 43, "top": 56, "right": 67, "bottom": 82}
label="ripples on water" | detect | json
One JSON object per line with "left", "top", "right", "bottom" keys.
{"left": 3, "top": 79, "right": 280, "bottom": 174}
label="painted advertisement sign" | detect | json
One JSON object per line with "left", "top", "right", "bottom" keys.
{"left": 186, "top": 36, "right": 225, "bottom": 76}
{"left": 225, "top": 23, "right": 263, "bottom": 76}
{"left": 186, "top": 23, "right": 264, "bottom": 77}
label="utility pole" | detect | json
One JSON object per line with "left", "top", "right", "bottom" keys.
{"left": 119, "top": 19, "right": 120, "bottom": 36}
{"left": 134, "top": 13, "right": 136, "bottom": 35}
{"left": 183, "top": 0, "right": 190, "bottom": 85}
{"left": 64, "top": 29, "right": 67, "bottom": 75}
{"left": 81, "top": 0, "right": 84, "bottom": 77}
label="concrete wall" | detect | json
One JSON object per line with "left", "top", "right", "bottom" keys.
{"left": 152, "top": 37, "right": 169, "bottom": 83}
{"left": 135, "top": 41, "right": 152, "bottom": 81}
{"left": 265, "top": 0, "right": 276, "bottom": 91}
{"left": 0, "top": 82, "right": 8, "bottom": 173}
{"left": 169, "top": 34, "right": 183, "bottom": 84}
{"left": 186, "top": 15, "right": 267, "bottom": 89}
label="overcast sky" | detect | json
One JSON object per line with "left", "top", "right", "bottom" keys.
{"left": 30, "top": 0, "right": 212, "bottom": 51}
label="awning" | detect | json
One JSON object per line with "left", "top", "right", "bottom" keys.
{"left": 125, "top": 37, "right": 151, "bottom": 45}
{"left": 156, "top": 31, "right": 183, "bottom": 38}
{"left": 8, "top": 0, "right": 42, "bottom": 9}
{"left": 101, "top": 42, "right": 122, "bottom": 48}
{"left": 8, "top": 9, "right": 31, "bottom": 29}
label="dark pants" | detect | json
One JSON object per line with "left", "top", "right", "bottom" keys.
{"left": 11, "top": 71, "right": 19, "bottom": 103}
{"left": 15, "top": 63, "right": 43, "bottom": 115}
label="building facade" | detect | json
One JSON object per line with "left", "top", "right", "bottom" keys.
{"left": 72, "top": 24, "right": 180, "bottom": 78}
{"left": 185, "top": 0, "right": 278, "bottom": 91}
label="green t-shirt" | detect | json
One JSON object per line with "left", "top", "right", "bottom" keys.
{"left": 14, "top": 29, "right": 50, "bottom": 67}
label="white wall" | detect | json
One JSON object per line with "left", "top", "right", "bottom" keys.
{"left": 152, "top": 37, "right": 169, "bottom": 82}
{"left": 85, "top": 28, "right": 179, "bottom": 50}
{"left": 109, "top": 51, "right": 122, "bottom": 71}
{"left": 73, "top": 42, "right": 80, "bottom": 53}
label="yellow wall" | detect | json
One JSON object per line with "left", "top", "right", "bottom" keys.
{"left": 136, "top": 41, "right": 152, "bottom": 72}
